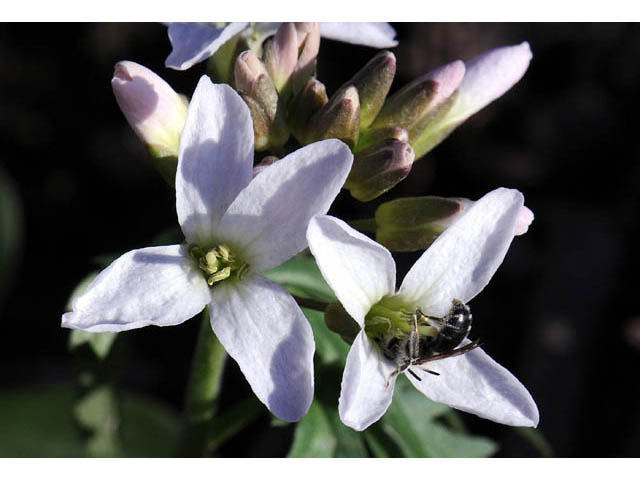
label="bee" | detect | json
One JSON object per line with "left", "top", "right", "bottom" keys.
{"left": 381, "top": 299, "right": 481, "bottom": 387}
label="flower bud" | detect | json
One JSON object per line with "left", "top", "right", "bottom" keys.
{"left": 263, "top": 23, "right": 298, "bottom": 91}
{"left": 412, "top": 42, "right": 532, "bottom": 160}
{"left": 345, "top": 138, "right": 414, "bottom": 202}
{"left": 263, "top": 22, "right": 321, "bottom": 102}
{"left": 111, "top": 61, "right": 188, "bottom": 159}
{"left": 289, "top": 78, "right": 328, "bottom": 142}
{"left": 375, "top": 196, "right": 534, "bottom": 251}
{"left": 289, "top": 22, "right": 321, "bottom": 98}
{"left": 234, "top": 51, "right": 289, "bottom": 150}
{"left": 370, "top": 59, "right": 465, "bottom": 140}
{"left": 307, "top": 86, "right": 360, "bottom": 148}
{"left": 341, "top": 50, "right": 396, "bottom": 129}
{"left": 355, "top": 125, "right": 409, "bottom": 152}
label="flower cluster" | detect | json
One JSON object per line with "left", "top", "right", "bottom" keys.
{"left": 63, "top": 22, "right": 539, "bottom": 436}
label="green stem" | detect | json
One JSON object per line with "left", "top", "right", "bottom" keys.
{"left": 293, "top": 294, "right": 329, "bottom": 312}
{"left": 176, "top": 308, "right": 227, "bottom": 457}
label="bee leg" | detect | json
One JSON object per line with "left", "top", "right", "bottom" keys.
{"left": 385, "top": 364, "right": 407, "bottom": 388}
{"left": 407, "top": 367, "right": 439, "bottom": 381}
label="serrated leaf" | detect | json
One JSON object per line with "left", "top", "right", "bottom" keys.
{"left": 66, "top": 272, "right": 118, "bottom": 359}
{"left": 288, "top": 400, "right": 337, "bottom": 457}
{"left": 264, "top": 254, "right": 336, "bottom": 303}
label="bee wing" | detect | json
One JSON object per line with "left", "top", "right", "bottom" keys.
{"left": 415, "top": 339, "right": 482, "bottom": 365}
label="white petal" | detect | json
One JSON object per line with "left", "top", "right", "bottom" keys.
{"left": 165, "top": 22, "right": 248, "bottom": 71}
{"left": 209, "top": 275, "right": 314, "bottom": 422}
{"left": 176, "top": 77, "right": 254, "bottom": 246}
{"left": 320, "top": 22, "right": 398, "bottom": 48}
{"left": 339, "top": 331, "right": 397, "bottom": 431}
{"left": 446, "top": 42, "right": 532, "bottom": 127}
{"left": 61, "top": 245, "right": 211, "bottom": 332}
{"left": 307, "top": 215, "right": 396, "bottom": 326}
{"left": 399, "top": 188, "right": 524, "bottom": 317}
{"left": 406, "top": 343, "right": 539, "bottom": 427}
{"left": 218, "top": 139, "right": 353, "bottom": 273}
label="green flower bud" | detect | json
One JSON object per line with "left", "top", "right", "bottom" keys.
{"left": 289, "top": 78, "right": 328, "bottom": 142}
{"left": 307, "top": 86, "right": 360, "bottom": 149}
{"left": 341, "top": 50, "right": 396, "bottom": 129}
{"left": 325, "top": 302, "right": 360, "bottom": 345}
{"left": 355, "top": 125, "right": 409, "bottom": 153}
{"left": 370, "top": 60, "right": 465, "bottom": 142}
{"left": 375, "top": 196, "right": 464, "bottom": 252}
{"left": 234, "top": 50, "right": 289, "bottom": 150}
{"left": 345, "top": 138, "right": 414, "bottom": 202}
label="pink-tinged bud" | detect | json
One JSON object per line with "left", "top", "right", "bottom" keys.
{"left": 308, "top": 86, "right": 360, "bottom": 148}
{"left": 371, "top": 60, "right": 465, "bottom": 138}
{"left": 111, "top": 61, "right": 187, "bottom": 158}
{"left": 289, "top": 78, "right": 328, "bottom": 142}
{"left": 289, "top": 22, "right": 321, "bottom": 99}
{"left": 235, "top": 51, "right": 289, "bottom": 151}
{"left": 263, "top": 23, "right": 298, "bottom": 91}
{"left": 412, "top": 42, "right": 533, "bottom": 160}
{"left": 376, "top": 195, "right": 533, "bottom": 251}
{"left": 345, "top": 138, "right": 414, "bottom": 202}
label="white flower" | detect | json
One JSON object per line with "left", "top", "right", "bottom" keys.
{"left": 62, "top": 75, "right": 353, "bottom": 422}
{"left": 306, "top": 188, "right": 539, "bottom": 431}
{"left": 165, "top": 22, "right": 398, "bottom": 71}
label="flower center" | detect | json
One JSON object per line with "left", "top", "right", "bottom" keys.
{"left": 364, "top": 296, "right": 438, "bottom": 342}
{"left": 189, "top": 243, "right": 249, "bottom": 286}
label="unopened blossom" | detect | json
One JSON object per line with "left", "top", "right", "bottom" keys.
{"left": 63, "top": 76, "right": 353, "bottom": 422}
{"left": 111, "top": 61, "right": 188, "bottom": 158}
{"left": 307, "top": 188, "right": 539, "bottom": 431}
{"left": 412, "top": 42, "right": 533, "bottom": 159}
{"left": 165, "top": 22, "right": 398, "bottom": 71}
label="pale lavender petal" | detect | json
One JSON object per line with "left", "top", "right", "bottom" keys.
{"left": 176, "top": 77, "right": 254, "bottom": 246}
{"left": 339, "top": 331, "right": 397, "bottom": 431}
{"left": 307, "top": 215, "right": 396, "bottom": 326}
{"left": 320, "top": 22, "right": 398, "bottom": 48}
{"left": 399, "top": 188, "right": 524, "bottom": 317}
{"left": 209, "top": 275, "right": 314, "bottom": 422}
{"left": 407, "top": 342, "right": 539, "bottom": 427}
{"left": 61, "top": 245, "right": 211, "bottom": 332}
{"left": 446, "top": 42, "right": 533, "bottom": 127}
{"left": 218, "top": 139, "right": 352, "bottom": 273}
{"left": 165, "top": 22, "right": 248, "bottom": 71}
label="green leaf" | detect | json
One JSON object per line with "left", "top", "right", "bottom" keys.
{"left": 66, "top": 272, "right": 118, "bottom": 359}
{"left": 0, "top": 386, "right": 85, "bottom": 457}
{"left": 363, "top": 423, "right": 404, "bottom": 458}
{"left": 0, "top": 386, "right": 180, "bottom": 457}
{"left": 74, "top": 385, "right": 121, "bottom": 457}
{"left": 379, "top": 377, "right": 498, "bottom": 457}
{"left": 288, "top": 400, "right": 336, "bottom": 457}
{"left": 322, "top": 402, "right": 369, "bottom": 457}
{"left": 264, "top": 254, "right": 336, "bottom": 303}
{"left": 303, "top": 308, "right": 350, "bottom": 365}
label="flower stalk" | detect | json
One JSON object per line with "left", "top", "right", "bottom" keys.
{"left": 176, "top": 309, "right": 227, "bottom": 457}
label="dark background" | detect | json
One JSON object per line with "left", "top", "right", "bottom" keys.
{"left": 1, "top": 23, "right": 639, "bottom": 457}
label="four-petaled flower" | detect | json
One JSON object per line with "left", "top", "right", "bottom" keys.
{"left": 306, "top": 188, "right": 539, "bottom": 431}
{"left": 62, "top": 76, "right": 353, "bottom": 422}
{"left": 165, "top": 22, "right": 398, "bottom": 71}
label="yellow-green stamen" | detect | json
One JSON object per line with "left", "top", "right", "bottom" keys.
{"left": 189, "top": 243, "right": 249, "bottom": 286}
